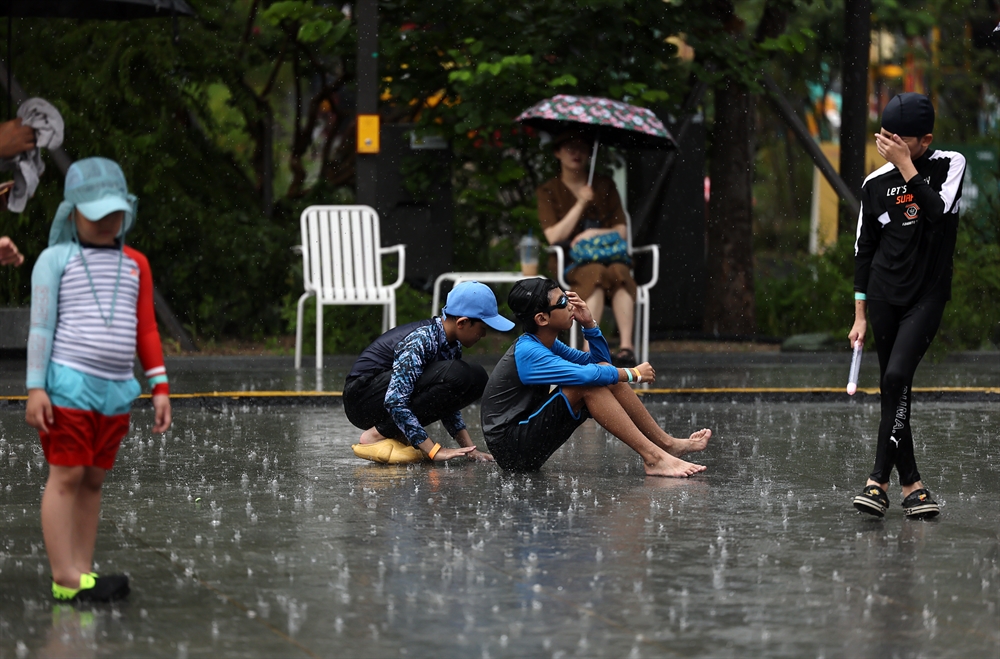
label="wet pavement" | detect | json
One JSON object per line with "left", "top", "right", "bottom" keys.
{"left": 1, "top": 395, "right": 998, "bottom": 658}
{"left": 1, "top": 350, "right": 997, "bottom": 395}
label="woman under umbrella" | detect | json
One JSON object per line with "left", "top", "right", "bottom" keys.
{"left": 536, "top": 128, "right": 637, "bottom": 367}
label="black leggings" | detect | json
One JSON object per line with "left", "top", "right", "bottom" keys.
{"left": 867, "top": 297, "right": 946, "bottom": 486}
{"left": 343, "top": 360, "right": 488, "bottom": 440}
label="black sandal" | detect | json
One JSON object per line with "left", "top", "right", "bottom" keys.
{"left": 613, "top": 348, "right": 636, "bottom": 368}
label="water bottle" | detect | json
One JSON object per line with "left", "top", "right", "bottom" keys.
{"left": 519, "top": 231, "right": 539, "bottom": 276}
{"left": 847, "top": 341, "right": 863, "bottom": 395}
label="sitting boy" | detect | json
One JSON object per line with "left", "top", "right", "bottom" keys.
{"left": 481, "top": 278, "right": 710, "bottom": 476}
{"left": 345, "top": 281, "right": 514, "bottom": 463}
{"left": 25, "top": 157, "right": 171, "bottom": 602}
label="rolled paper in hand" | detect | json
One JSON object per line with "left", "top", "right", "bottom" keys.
{"left": 847, "top": 341, "right": 863, "bottom": 395}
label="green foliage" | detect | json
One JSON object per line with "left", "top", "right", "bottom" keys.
{"left": 261, "top": 1, "right": 351, "bottom": 47}
{"left": 379, "top": 0, "right": 693, "bottom": 274}
{"left": 757, "top": 215, "right": 1000, "bottom": 351}
{"left": 938, "top": 199, "right": 1000, "bottom": 352}
{"left": 4, "top": 0, "right": 992, "bottom": 353}
{"left": 0, "top": 4, "right": 347, "bottom": 338}
{"left": 756, "top": 233, "right": 857, "bottom": 341}
{"left": 281, "top": 269, "right": 432, "bottom": 355}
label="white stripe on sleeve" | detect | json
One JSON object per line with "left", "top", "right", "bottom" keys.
{"left": 930, "top": 150, "right": 966, "bottom": 214}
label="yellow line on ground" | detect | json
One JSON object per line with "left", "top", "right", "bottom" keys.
{"left": 635, "top": 386, "right": 1000, "bottom": 395}
{"left": 1, "top": 387, "right": 997, "bottom": 403}
{"left": 164, "top": 391, "right": 342, "bottom": 399}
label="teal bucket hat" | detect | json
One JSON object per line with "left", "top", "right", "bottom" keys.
{"left": 49, "top": 157, "right": 138, "bottom": 246}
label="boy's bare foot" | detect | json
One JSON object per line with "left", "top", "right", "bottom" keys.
{"left": 359, "top": 427, "right": 389, "bottom": 445}
{"left": 663, "top": 428, "right": 712, "bottom": 457}
{"left": 644, "top": 450, "right": 707, "bottom": 478}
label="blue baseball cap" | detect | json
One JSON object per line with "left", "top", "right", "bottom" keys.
{"left": 68, "top": 158, "right": 134, "bottom": 221}
{"left": 443, "top": 281, "right": 515, "bottom": 331}
{"left": 49, "top": 157, "right": 138, "bottom": 246}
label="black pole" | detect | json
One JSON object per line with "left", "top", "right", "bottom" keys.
{"left": 355, "top": 0, "right": 378, "bottom": 207}
{"left": 7, "top": 12, "right": 11, "bottom": 121}
{"left": 632, "top": 80, "right": 709, "bottom": 245}
{"left": 839, "top": 0, "right": 871, "bottom": 228}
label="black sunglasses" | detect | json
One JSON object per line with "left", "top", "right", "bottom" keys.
{"left": 543, "top": 294, "right": 569, "bottom": 313}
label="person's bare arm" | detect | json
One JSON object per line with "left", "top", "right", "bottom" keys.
{"left": 152, "top": 395, "right": 172, "bottom": 433}
{"left": 25, "top": 389, "right": 53, "bottom": 433}
{"left": 453, "top": 428, "right": 493, "bottom": 462}
{"left": 0, "top": 119, "right": 36, "bottom": 159}
{"left": 416, "top": 437, "right": 475, "bottom": 461}
{"left": 874, "top": 132, "right": 918, "bottom": 182}
{"left": 543, "top": 185, "right": 594, "bottom": 244}
{"left": 848, "top": 299, "right": 867, "bottom": 348}
{"left": 0, "top": 236, "right": 24, "bottom": 266}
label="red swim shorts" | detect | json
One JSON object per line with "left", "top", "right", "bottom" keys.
{"left": 39, "top": 406, "right": 131, "bottom": 470}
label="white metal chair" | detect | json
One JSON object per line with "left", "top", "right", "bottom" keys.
{"left": 294, "top": 205, "right": 406, "bottom": 369}
{"left": 547, "top": 211, "right": 659, "bottom": 364}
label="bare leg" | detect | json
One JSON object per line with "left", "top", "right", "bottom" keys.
{"left": 582, "top": 289, "right": 605, "bottom": 352}
{"left": 607, "top": 382, "right": 711, "bottom": 456}
{"left": 865, "top": 478, "right": 889, "bottom": 491}
{"left": 562, "top": 385, "right": 706, "bottom": 477}
{"left": 359, "top": 427, "right": 390, "bottom": 445}
{"left": 72, "top": 467, "right": 105, "bottom": 575}
{"left": 865, "top": 477, "right": 925, "bottom": 498}
{"left": 611, "top": 288, "right": 635, "bottom": 352}
{"left": 42, "top": 465, "right": 86, "bottom": 588}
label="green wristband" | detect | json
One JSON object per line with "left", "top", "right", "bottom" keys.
{"left": 854, "top": 292, "right": 866, "bottom": 301}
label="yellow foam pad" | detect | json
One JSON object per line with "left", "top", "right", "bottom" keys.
{"left": 351, "top": 439, "right": 427, "bottom": 464}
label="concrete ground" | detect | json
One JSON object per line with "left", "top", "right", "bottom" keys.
{"left": 0, "top": 352, "right": 997, "bottom": 658}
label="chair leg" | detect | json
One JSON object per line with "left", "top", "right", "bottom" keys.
{"left": 315, "top": 300, "right": 323, "bottom": 370}
{"left": 633, "top": 294, "right": 643, "bottom": 364}
{"left": 643, "top": 297, "right": 650, "bottom": 366}
{"left": 294, "top": 292, "right": 312, "bottom": 369}
{"left": 387, "top": 295, "right": 396, "bottom": 330}
{"left": 569, "top": 321, "right": 580, "bottom": 351}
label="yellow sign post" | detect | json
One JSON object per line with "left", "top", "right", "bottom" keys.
{"left": 357, "top": 114, "right": 380, "bottom": 154}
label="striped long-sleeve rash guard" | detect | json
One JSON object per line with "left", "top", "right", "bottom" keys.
{"left": 854, "top": 148, "right": 966, "bottom": 306}
{"left": 27, "top": 242, "right": 168, "bottom": 395}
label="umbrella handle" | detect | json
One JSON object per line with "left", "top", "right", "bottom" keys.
{"left": 587, "top": 134, "right": 599, "bottom": 187}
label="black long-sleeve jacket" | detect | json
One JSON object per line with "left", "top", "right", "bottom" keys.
{"left": 854, "top": 148, "right": 967, "bottom": 306}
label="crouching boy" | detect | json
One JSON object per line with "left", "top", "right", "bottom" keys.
{"left": 345, "top": 281, "right": 514, "bottom": 463}
{"left": 26, "top": 158, "right": 171, "bottom": 602}
{"left": 481, "top": 278, "right": 710, "bottom": 476}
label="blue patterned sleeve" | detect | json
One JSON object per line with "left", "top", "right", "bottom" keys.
{"left": 384, "top": 327, "right": 435, "bottom": 446}
{"left": 439, "top": 408, "right": 466, "bottom": 439}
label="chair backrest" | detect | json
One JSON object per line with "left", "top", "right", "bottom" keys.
{"left": 300, "top": 205, "right": 388, "bottom": 301}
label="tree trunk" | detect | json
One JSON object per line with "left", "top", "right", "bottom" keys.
{"left": 704, "top": 74, "right": 756, "bottom": 336}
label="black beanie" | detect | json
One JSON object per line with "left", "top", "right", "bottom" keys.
{"left": 881, "top": 93, "right": 935, "bottom": 137}
{"left": 508, "top": 278, "right": 558, "bottom": 322}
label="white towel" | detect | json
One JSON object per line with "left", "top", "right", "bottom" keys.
{"left": 0, "top": 98, "right": 65, "bottom": 213}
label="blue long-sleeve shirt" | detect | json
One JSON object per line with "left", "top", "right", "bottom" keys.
{"left": 480, "top": 325, "right": 617, "bottom": 439}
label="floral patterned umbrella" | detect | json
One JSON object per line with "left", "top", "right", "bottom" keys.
{"left": 516, "top": 95, "right": 675, "bottom": 184}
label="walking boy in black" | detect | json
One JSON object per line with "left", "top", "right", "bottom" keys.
{"left": 849, "top": 92, "right": 966, "bottom": 519}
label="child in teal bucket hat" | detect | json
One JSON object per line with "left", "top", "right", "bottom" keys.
{"left": 26, "top": 157, "right": 172, "bottom": 602}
